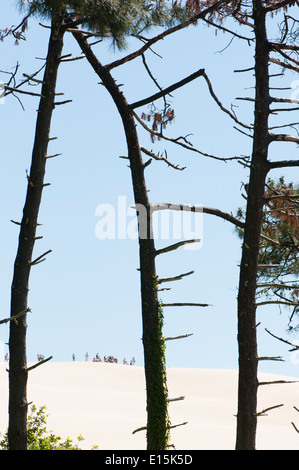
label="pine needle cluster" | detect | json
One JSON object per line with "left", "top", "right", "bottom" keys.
{"left": 19, "top": 0, "right": 189, "bottom": 48}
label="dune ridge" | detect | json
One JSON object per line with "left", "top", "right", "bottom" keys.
{"left": 1, "top": 361, "right": 299, "bottom": 450}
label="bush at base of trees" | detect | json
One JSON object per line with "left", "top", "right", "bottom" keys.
{"left": 0, "top": 404, "right": 92, "bottom": 450}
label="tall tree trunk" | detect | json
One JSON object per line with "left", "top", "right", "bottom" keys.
{"left": 235, "top": 0, "right": 270, "bottom": 450}
{"left": 8, "top": 14, "right": 65, "bottom": 450}
{"left": 72, "top": 31, "right": 170, "bottom": 450}
{"left": 74, "top": 33, "right": 169, "bottom": 450}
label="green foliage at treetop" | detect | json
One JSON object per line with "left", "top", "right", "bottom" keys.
{"left": 19, "top": 0, "right": 190, "bottom": 49}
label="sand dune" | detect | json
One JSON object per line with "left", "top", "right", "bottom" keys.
{"left": 1, "top": 361, "right": 299, "bottom": 450}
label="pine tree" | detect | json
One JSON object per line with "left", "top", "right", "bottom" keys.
{"left": 8, "top": 0, "right": 188, "bottom": 450}
{"left": 8, "top": 9, "right": 66, "bottom": 450}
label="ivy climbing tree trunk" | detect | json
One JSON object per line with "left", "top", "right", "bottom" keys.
{"left": 8, "top": 13, "right": 65, "bottom": 450}
{"left": 72, "top": 30, "right": 170, "bottom": 450}
{"left": 235, "top": 0, "right": 270, "bottom": 450}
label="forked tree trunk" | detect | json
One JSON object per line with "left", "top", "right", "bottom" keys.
{"left": 8, "top": 14, "right": 65, "bottom": 450}
{"left": 235, "top": 0, "right": 270, "bottom": 450}
{"left": 72, "top": 31, "right": 170, "bottom": 450}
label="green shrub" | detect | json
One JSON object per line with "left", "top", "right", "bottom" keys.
{"left": 0, "top": 405, "right": 87, "bottom": 450}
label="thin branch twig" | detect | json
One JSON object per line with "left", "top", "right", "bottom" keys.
{"left": 133, "top": 111, "right": 245, "bottom": 162}
{"left": 265, "top": 328, "right": 299, "bottom": 351}
{"left": 168, "top": 396, "right": 185, "bottom": 402}
{"left": 161, "top": 302, "right": 210, "bottom": 308}
{"left": 164, "top": 334, "right": 193, "bottom": 341}
{"left": 0, "top": 308, "right": 30, "bottom": 326}
{"left": 30, "top": 250, "right": 52, "bottom": 266}
{"left": 255, "top": 404, "right": 284, "bottom": 417}
{"left": 258, "top": 380, "right": 298, "bottom": 386}
{"left": 25, "top": 356, "right": 53, "bottom": 373}
{"left": 4, "top": 85, "right": 43, "bottom": 98}
{"left": 158, "top": 270, "right": 194, "bottom": 284}
{"left": 140, "top": 146, "right": 185, "bottom": 171}
{"left": 129, "top": 69, "right": 205, "bottom": 109}
{"left": 155, "top": 239, "right": 201, "bottom": 256}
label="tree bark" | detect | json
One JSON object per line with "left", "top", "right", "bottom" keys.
{"left": 8, "top": 14, "right": 65, "bottom": 450}
{"left": 72, "top": 31, "right": 170, "bottom": 450}
{"left": 235, "top": 0, "right": 270, "bottom": 450}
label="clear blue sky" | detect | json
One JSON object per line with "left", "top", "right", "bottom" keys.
{"left": 1, "top": 2, "right": 298, "bottom": 376}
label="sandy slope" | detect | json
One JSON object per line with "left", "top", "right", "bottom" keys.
{"left": 1, "top": 361, "right": 299, "bottom": 450}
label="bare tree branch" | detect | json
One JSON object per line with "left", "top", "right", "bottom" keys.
{"left": 129, "top": 68, "right": 205, "bottom": 109}
{"left": 29, "top": 250, "right": 52, "bottom": 266}
{"left": 268, "top": 159, "right": 299, "bottom": 169}
{"left": 257, "top": 283, "right": 299, "bottom": 290}
{"left": 151, "top": 202, "right": 244, "bottom": 228}
{"left": 269, "top": 57, "right": 299, "bottom": 73}
{"left": 264, "top": 193, "right": 299, "bottom": 201}
{"left": 258, "top": 356, "right": 284, "bottom": 362}
{"left": 168, "top": 396, "right": 185, "bottom": 402}
{"left": 25, "top": 356, "right": 53, "bottom": 373}
{"left": 259, "top": 380, "right": 298, "bottom": 386}
{"left": 265, "top": 328, "right": 299, "bottom": 351}
{"left": 255, "top": 404, "right": 284, "bottom": 417}
{"left": 151, "top": 202, "right": 280, "bottom": 246}
{"left": 169, "top": 421, "right": 188, "bottom": 429}
{"left": 140, "top": 146, "right": 185, "bottom": 171}
{"left": 155, "top": 239, "right": 201, "bottom": 255}
{"left": 202, "top": 71, "right": 253, "bottom": 130}
{"left": 4, "top": 85, "right": 43, "bottom": 98}
{"left": 165, "top": 333, "right": 193, "bottom": 341}
{"left": 105, "top": 0, "right": 232, "bottom": 70}
{"left": 133, "top": 111, "right": 245, "bottom": 162}
{"left": 256, "top": 300, "right": 299, "bottom": 307}
{"left": 258, "top": 264, "right": 281, "bottom": 268}
{"left": 265, "top": 0, "right": 299, "bottom": 13}
{"left": 158, "top": 270, "right": 194, "bottom": 284}
{"left": 270, "top": 97, "right": 299, "bottom": 105}
{"left": 203, "top": 17, "right": 254, "bottom": 42}
{"left": 132, "top": 426, "right": 147, "bottom": 435}
{"left": 291, "top": 422, "right": 299, "bottom": 434}
{"left": 161, "top": 302, "right": 210, "bottom": 307}
{"left": 0, "top": 308, "right": 30, "bottom": 326}
{"left": 0, "top": 12, "right": 31, "bottom": 42}
{"left": 272, "top": 46, "right": 299, "bottom": 67}
{"left": 269, "top": 42, "right": 299, "bottom": 52}
{"left": 269, "top": 133, "right": 299, "bottom": 144}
